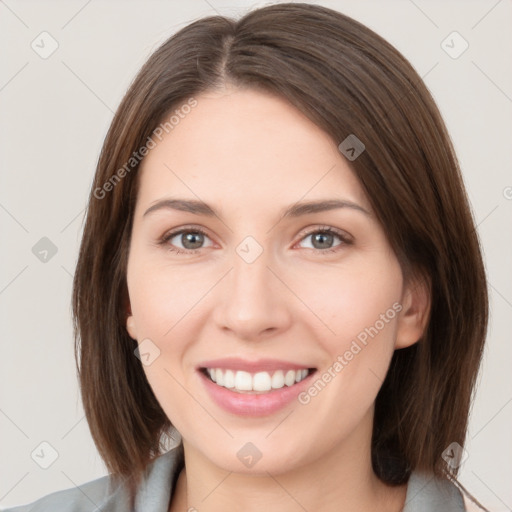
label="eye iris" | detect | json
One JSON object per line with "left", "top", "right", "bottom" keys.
{"left": 174, "top": 231, "right": 338, "bottom": 251}
{"left": 181, "top": 232, "right": 204, "bottom": 249}
{"left": 312, "top": 232, "right": 334, "bottom": 249}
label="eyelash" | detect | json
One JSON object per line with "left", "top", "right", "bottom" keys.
{"left": 158, "top": 225, "right": 353, "bottom": 256}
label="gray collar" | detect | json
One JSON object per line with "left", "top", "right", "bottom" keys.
{"left": 402, "top": 470, "right": 466, "bottom": 511}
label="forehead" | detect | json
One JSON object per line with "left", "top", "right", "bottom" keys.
{"left": 136, "top": 88, "right": 369, "bottom": 215}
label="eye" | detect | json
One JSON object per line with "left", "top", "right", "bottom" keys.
{"left": 158, "top": 225, "right": 352, "bottom": 256}
{"left": 296, "top": 226, "right": 352, "bottom": 254}
{"left": 159, "top": 226, "right": 214, "bottom": 254}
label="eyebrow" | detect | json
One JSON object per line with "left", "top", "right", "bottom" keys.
{"left": 142, "top": 198, "right": 370, "bottom": 220}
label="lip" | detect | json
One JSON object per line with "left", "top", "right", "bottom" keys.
{"left": 197, "top": 363, "right": 317, "bottom": 417}
{"left": 197, "top": 357, "right": 313, "bottom": 373}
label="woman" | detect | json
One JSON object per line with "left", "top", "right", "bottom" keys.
{"left": 4, "top": 3, "right": 488, "bottom": 511}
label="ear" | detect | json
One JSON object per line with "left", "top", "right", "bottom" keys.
{"left": 124, "top": 298, "right": 137, "bottom": 340}
{"left": 395, "top": 272, "right": 431, "bottom": 349}
{"left": 126, "top": 315, "right": 137, "bottom": 340}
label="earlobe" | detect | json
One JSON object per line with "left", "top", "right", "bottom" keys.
{"left": 126, "top": 315, "right": 137, "bottom": 340}
{"left": 395, "top": 274, "right": 431, "bottom": 349}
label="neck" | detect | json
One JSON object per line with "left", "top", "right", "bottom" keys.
{"left": 170, "top": 412, "right": 406, "bottom": 512}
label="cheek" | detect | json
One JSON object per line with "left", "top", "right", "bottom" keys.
{"left": 292, "top": 255, "right": 403, "bottom": 349}
{"left": 126, "top": 255, "right": 216, "bottom": 412}
{"left": 127, "top": 257, "right": 198, "bottom": 423}
{"left": 127, "top": 254, "right": 212, "bottom": 340}
{"left": 292, "top": 255, "right": 403, "bottom": 412}
{"left": 292, "top": 258, "right": 403, "bottom": 426}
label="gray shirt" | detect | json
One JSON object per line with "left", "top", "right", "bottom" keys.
{"left": 1, "top": 445, "right": 466, "bottom": 511}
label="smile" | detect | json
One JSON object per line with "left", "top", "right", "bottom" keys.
{"left": 197, "top": 358, "right": 318, "bottom": 416}
{"left": 202, "top": 367, "right": 313, "bottom": 393}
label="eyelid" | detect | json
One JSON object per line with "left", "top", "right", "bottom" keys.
{"left": 159, "top": 224, "right": 215, "bottom": 248}
{"left": 294, "top": 224, "right": 354, "bottom": 245}
{"left": 160, "top": 224, "right": 211, "bottom": 239}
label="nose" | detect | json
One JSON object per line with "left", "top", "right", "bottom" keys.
{"left": 212, "top": 244, "right": 293, "bottom": 341}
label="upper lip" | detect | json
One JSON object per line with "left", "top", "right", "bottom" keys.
{"left": 197, "top": 357, "right": 316, "bottom": 373}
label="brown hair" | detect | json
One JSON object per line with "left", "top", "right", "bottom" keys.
{"left": 72, "top": 2, "right": 488, "bottom": 503}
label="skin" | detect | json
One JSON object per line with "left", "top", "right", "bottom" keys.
{"left": 125, "top": 87, "right": 429, "bottom": 512}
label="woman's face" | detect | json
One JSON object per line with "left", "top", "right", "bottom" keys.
{"left": 126, "top": 87, "right": 423, "bottom": 475}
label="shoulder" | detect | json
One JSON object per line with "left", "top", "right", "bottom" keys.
{"left": 1, "top": 445, "right": 184, "bottom": 512}
{"left": 403, "top": 470, "right": 467, "bottom": 512}
{"left": 0, "top": 474, "right": 116, "bottom": 512}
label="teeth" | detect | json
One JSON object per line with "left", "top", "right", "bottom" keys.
{"left": 286, "top": 370, "right": 297, "bottom": 386}
{"left": 205, "top": 367, "right": 310, "bottom": 392}
{"left": 271, "top": 370, "right": 284, "bottom": 389}
{"left": 215, "top": 368, "right": 224, "bottom": 386}
{"left": 253, "top": 371, "right": 272, "bottom": 391}
{"left": 224, "top": 369, "right": 235, "bottom": 388}
{"left": 235, "top": 371, "right": 253, "bottom": 391}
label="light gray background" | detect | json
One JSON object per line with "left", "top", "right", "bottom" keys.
{"left": 1, "top": 0, "right": 511, "bottom": 510}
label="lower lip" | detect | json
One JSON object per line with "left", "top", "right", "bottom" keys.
{"left": 198, "top": 370, "right": 316, "bottom": 417}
